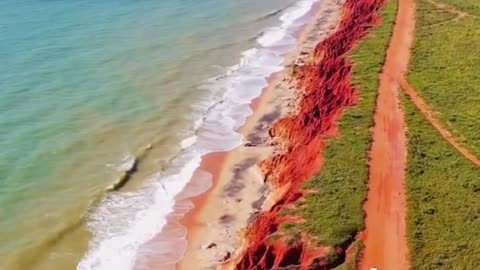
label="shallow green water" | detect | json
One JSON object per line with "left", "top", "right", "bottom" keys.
{"left": 0, "top": 0, "right": 304, "bottom": 268}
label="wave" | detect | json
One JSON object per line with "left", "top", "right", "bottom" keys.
{"left": 105, "top": 144, "right": 154, "bottom": 192}
{"left": 77, "top": 1, "right": 319, "bottom": 269}
{"left": 258, "top": 0, "right": 317, "bottom": 47}
{"left": 261, "top": 8, "right": 286, "bottom": 21}
{"left": 249, "top": 2, "right": 294, "bottom": 23}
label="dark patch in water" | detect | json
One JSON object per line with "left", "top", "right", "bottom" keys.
{"left": 107, "top": 144, "right": 153, "bottom": 192}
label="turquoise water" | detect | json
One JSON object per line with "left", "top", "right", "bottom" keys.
{"left": 0, "top": 0, "right": 305, "bottom": 269}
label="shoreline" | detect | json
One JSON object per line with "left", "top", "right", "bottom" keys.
{"left": 177, "top": 0, "right": 345, "bottom": 269}
{"left": 179, "top": 67, "right": 282, "bottom": 244}
{"left": 178, "top": 70, "right": 278, "bottom": 250}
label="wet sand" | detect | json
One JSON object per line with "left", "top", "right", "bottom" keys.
{"left": 134, "top": 152, "right": 228, "bottom": 270}
{"left": 176, "top": 1, "right": 345, "bottom": 269}
{"left": 359, "top": 0, "right": 415, "bottom": 269}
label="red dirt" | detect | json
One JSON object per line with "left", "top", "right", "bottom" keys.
{"left": 399, "top": 78, "right": 480, "bottom": 167}
{"left": 359, "top": 0, "right": 415, "bottom": 269}
{"left": 223, "top": 0, "right": 388, "bottom": 269}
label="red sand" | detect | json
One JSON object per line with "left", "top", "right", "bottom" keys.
{"left": 222, "top": 1, "right": 389, "bottom": 269}
{"left": 399, "top": 78, "right": 480, "bottom": 168}
{"left": 359, "top": 0, "right": 415, "bottom": 269}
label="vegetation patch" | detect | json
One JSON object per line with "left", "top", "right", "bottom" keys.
{"left": 434, "top": 0, "right": 480, "bottom": 16}
{"left": 408, "top": 0, "right": 480, "bottom": 156}
{"left": 403, "top": 1, "right": 480, "bottom": 268}
{"left": 402, "top": 93, "right": 480, "bottom": 269}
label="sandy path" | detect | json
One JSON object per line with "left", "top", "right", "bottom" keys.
{"left": 359, "top": 0, "right": 416, "bottom": 269}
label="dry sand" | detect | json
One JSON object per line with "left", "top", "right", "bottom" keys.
{"left": 177, "top": 1, "right": 345, "bottom": 269}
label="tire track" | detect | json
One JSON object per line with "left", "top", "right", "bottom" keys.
{"left": 425, "top": 0, "right": 470, "bottom": 20}
{"left": 399, "top": 78, "right": 480, "bottom": 167}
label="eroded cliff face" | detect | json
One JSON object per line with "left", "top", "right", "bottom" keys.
{"left": 229, "top": 0, "right": 386, "bottom": 269}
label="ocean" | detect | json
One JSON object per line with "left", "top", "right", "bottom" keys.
{"left": 0, "top": 0, "right": 319, "bottom": 269}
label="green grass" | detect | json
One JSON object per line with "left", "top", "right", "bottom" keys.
{"left": 408, "top": 0, "right": 480, "bottom": 157}
{"left": 281, "top": 0, "right": 398, "bottom": 251}
{"left": 434, "top": 0, "right": 480, "bottom": 16}
{"left": 403, "top": 93, "right": 480, "bottom": 269}
{"left": 417, "top": 0, "right": 456, "bottom": 25}
{"left": 404, "top": 0, "right": 480, "bottom": 268}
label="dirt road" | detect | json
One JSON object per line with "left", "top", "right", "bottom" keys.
{"left": 359, "top": 0, "right": 416, "bottom": 269}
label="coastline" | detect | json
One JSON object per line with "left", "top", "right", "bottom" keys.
{"left": 177, "top": 1, "right": 345, "bottom": 269}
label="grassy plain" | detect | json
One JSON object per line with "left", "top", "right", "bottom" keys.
{"left": 403, "top": 92, "right": 480, "bottom": 269}
{"left": 409, "top": 0, "right": 480, "bottom": 156}
{"left": 405, "top": 0, "right": 480, "bottom": 268}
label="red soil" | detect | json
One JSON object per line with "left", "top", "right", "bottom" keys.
{"left": 399, "top": 78, "right": 480, "bottom": 168}
{"left": 224, "top": 0, "right": 388, "bottom": 269}
{"left": 359, "top": 0, "right": 415, "bottom": 269}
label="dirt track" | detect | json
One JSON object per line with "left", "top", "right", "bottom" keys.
{"left": 359, "top": 0, "right": 416, "bottom": 269}
{"left": 399, "top": 78, "right": 480, "bottom": 168}
{"left": 398, "top": 0, "right": 480, "bottom": 168}
{"left": 426, "top": 0, "right": 468, "bottom": 20}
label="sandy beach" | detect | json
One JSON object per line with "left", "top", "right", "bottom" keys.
{"left": 176, "top": 1, "right": 345, "bottom": 269}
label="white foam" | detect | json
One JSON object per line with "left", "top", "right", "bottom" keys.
{"left": 78, "top": 152, "right": 202, "bottom": 270}
{"left": 180, "top": 135, "right": 197, "bottom": 149}
{"left": 106, "top": 154, "right": 136, "bottom": 172}
{"left": 280, "top": 0, "right": 316, "bottom": 25}
{"left": 78, "top": 0, "right": 318, "bottom": 269}
{"left": 258, "top": 0, "right": 318, "bottom": 48}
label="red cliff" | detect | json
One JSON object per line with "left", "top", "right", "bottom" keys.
{"left": 230, "top": 0, "right": 386, "bottom": 269}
